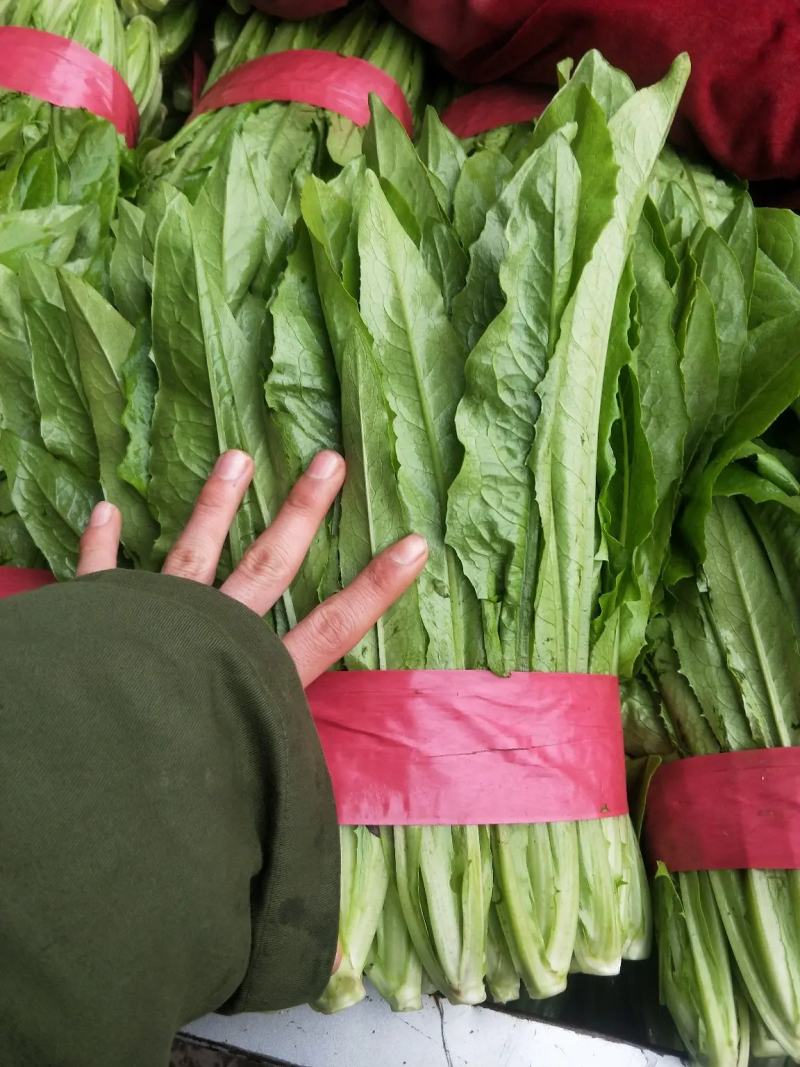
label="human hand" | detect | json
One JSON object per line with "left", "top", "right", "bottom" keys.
{"left": 75, "top": 450, "right": 428, "bottom": 687}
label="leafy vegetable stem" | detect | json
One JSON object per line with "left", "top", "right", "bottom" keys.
{"left": 445, "top": 546, "right": 467, "bottom": 670}
{"left": 355, "top": 406, "right": 387, "bottom": 669}
{"left": 619, "top": 381, "right": 632, "bottom": 566}
{"left": 684, "top": 164, "right": 708, "bottom": 224}
{"left": 578, "top": 385, "right": 606, "bottom": 672}
{"left": 518, "top": 503, "right": 539, "bottom": 672}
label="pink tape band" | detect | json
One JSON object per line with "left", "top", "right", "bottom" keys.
{"left": 189, "top": 49, "right": 413, "bottom": 136}
{"left": 0, "top": 27, "right": 139, "bottom": 146}
{"left": 0, "top": 566, "right": 55, "bottom": 597}
{"left": 441, "top": 83, "right": 552, "bottom": 138}
{"left": 646, "top": 748, "right": 800, "bottom": 872}
{"left": 308, "top": 669, "right": 627, "bottom": 825}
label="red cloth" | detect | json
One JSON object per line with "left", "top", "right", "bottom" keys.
{"left": 251, "top": 0, "right": 800, "bottom": 183}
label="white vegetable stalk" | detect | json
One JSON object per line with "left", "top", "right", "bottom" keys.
{"left": 485, "top": 901, "right": 520, "bottom": 1003}
{"left": 394, "top": 825, "right": 491, "bottom": 1005}
{"left": 492, "top": 823, "right": 579, "bottom": 997}
{"left": 315, "top": 826, "right": 388, "bottom": 1013}
{"left": 656, "top": 868, "right": 743, "bottom": 1067}
{"left": 364, "top": 830, "right": 425, "bottom": 1012}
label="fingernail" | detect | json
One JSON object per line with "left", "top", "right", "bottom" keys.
{"left": 215, "top": 450, "right": 250, "bottom": 482}
{"left": 90, "top": 502, "right": 116, "bottom": 527}
{"left": 388, "top": 534, "right": 427, "bottom": 565}
{"left": 307, "top": 451, "right": 342, "bottom": 480}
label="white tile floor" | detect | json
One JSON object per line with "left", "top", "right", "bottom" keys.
{"left": 186, "top": 986, "right": 687, "bottom": 1067}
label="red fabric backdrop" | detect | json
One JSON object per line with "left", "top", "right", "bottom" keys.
{"left": 250, "top": 0, "right": 800, "bottom": 186}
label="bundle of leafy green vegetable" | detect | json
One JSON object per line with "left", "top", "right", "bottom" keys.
{"left": 287, "top": 50, "right": 702, "bottom": 1012}
{"left": 0, "top": 0, "right": 142, "bottom": 571}
{"left": 297, "top": 115, "right": 489, "bottom": 1011}
{"left": 431, "top": 61, "right": 800, "bottom": 1060}
{"left": 611, "top": 186, "right": 800, "bottom": 1063}
{"left": 445, "top": 55, "right": 695, "bottom": 995}
{"left": 646, "top": 493, "right": 800, "bottom": 1066}
{"left": 140, "top": 0, "right": 425, "bottom": 208}
{"left": 0, "top": 0, "right": 200, "bottom": 557}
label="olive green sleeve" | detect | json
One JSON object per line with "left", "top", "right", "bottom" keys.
{"left": 0, "top": 570, "right": 340, "bottom": 1067}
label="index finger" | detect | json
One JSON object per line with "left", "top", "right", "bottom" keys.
{"left": 282, "top": 535, "right": 428, "bottom": 688}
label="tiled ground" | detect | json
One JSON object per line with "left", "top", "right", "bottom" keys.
{"left": 170, "top": 1035, "right": 293, "bottom": 1067}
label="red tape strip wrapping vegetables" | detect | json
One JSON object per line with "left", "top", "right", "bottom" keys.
{"left": 192, "top": 53, "right": 208, "bottom": 110}
{"left": 441, "top": 82, "right": 552, "bottom": 137}
{"left": 0, "top": 566, "right": 55, "bottom": 597}
{"left": 309, "top": 669, "right": 626, "bottom": 825}
{"left": 0, "top": 26, "right": 139, "bottom": 147}
{"left": 189, "top": 49, "right": 413, "bottom": 137}
{"left": 645, "top": 750, "right": 800, "bottom": 872}
{"left": 0, "top": 566, "right": 627, "bottom": 826}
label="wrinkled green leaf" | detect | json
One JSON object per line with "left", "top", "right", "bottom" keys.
{"left": 452, "top": 149, "right": 512, "bottom": 251}
{"left": 0, "top": 204, "right": 89, "bottom": 272}
{"left": 532, "top": 56, "right": 690, "bottom": 672}
{"left": 756, "top": 207, "right": 800, "bottom": 288}
{"left": 118, "top": 318, "right": 157, "bottom": 500}
{"left": 417, "top": 106, "right": 466, "bottom": 217}
{"left": 679, "top": 310, "right": 800, "bottom": 564}
{"left": 193, "top": 132, "right": 289, "bottom": 312}
{"left": 747, "top": 500, "right": 800, "bottom": 644}
{"left": 19, "top": 257, "right": 98, "bottom": 479}
{"left": 338, "top": 327, "right": 427, "bottom": 670}
{"left": 0, "top": 431, "right": 100, "bottom": 580}
{"left": 266, "top": 227, "right": 341, "bottom": 621}
{"left": 703, "top": 497, "right": 800, "bottom": 748}
{"left": 0, "top": 265, "right": 39, "bottom": 443}
{"left": 692, "top": 227, "right": 747, "bottom": 432}
{"left": 667, "top": 580, "right": 753, "bottom": 753}
{"left": 357, "top": 171, "right": 479, "bottom": 669}
{"left": 620, "top": 675, "right": 674, "bottom": 757}
{"left": 58, "top": 271, "right": 158, "bottom": 567}
{"left": 447, "top": 131, "right": 579, "bottom": 673}
{"left": 717, "top": 193, "right": 756, "bottom": 309}
{"left": 0, "top": 509, "right": 45, "bottom": 568}
{"left": 365, "top": 98, "right": 467, "bottom": 315}
{"left": 110, "top": 199, "right": 149, "bottom": 326}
